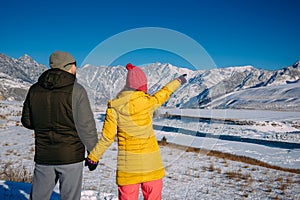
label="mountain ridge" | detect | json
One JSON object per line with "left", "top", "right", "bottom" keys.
{"left": 0, "top": 53, "right": 299, "bottom": 111}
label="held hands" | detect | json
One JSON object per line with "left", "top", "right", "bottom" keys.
{"left": 176, "top": 74, "right": 187, "bottom": 85}
{"left": 85, "top": 157, "right": 99, "bottom": 171}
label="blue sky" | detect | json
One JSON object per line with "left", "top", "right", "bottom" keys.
{"left": 0, "top": 0, "right": 299, "bottom": 70}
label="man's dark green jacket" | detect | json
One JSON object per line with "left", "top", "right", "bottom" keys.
{"left": 21, "top": 68, "right": 98, "bottom": 165}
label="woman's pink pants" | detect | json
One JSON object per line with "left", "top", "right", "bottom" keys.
{"left": 118, "top": 179, "right": 163, "bottom": 200}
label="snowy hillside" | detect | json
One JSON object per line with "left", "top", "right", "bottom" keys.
{"left": 0, "top": 72, "right": 32, "bottom": 101}
{"left": 180, "top": 63, "right": 300, "bottom": 108}
{"left": 203, "top": 83, "right": 300, "bottom": 111}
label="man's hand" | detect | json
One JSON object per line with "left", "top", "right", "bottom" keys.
{"left": 85, "top": 157, "right": 98, "bottom": 171}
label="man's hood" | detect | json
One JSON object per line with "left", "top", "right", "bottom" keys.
{"left": 38, "top": 68, "right": 75, "bottom": 89}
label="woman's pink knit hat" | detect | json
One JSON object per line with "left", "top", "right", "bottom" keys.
{"left": 125, "top": 63, "right": 148, "bottom": 93}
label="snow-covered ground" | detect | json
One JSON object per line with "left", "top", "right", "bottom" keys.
{"left": 153, "top": 108, "right": 300, "bottom": 170}
{"left": 0, "top": 100, "right": 300, "bottom": 199}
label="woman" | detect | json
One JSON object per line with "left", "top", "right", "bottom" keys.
{"left": 86, "top": 63, "right": 186, "bottom": 200}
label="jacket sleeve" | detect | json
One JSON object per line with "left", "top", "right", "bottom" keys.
{"left": 88, "top": 103, "right": 117, "bottom": 162}
{"left": 21, "top": 89, "right": 34, "bottom": 130}
{"left": 73, "top": 83, "right": 98, "bottom": 152}
{"left": 150, "top": 79, "right": 181, "bottom": 109}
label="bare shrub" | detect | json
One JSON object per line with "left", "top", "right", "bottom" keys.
{"left": 159, "top": 136, "right": 168, "bottom": 146}
{"left": 0, "top": 161, "right": 32, "bottom": 183}
{"left": 224, "top": 170, "right": 252, "bottom": 183}
{"left": 208, "top": 163, "right": 214, "bottom": 172}
{"left": 0, "top": 114, "right": 7, "bottom": 120}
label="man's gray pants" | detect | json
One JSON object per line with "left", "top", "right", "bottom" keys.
{"left": 30, "top": 162, "right": 83, "bottom": 200}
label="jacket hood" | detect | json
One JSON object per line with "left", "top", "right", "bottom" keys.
{"left": 38, "top": 68, "right": 75, "bottom": 89}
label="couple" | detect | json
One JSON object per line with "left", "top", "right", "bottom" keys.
{"left": 21, "top": 51, "right": 187, "bottom": 200}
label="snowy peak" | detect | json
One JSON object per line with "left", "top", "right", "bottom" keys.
{"left": 16, "top": 54, "right": 48, "bottom": 82}
{"left": 17, "top": 54, "right": 36, "bottom": 63}
{"left": 0, "top": 53, "right": 47, "bottom": 101}
{"left": 276, "top": 61, "right": 300, "bottom": 85}
{"left": 226, "top": 65, "right": 255, "bottom": 71}
{"left": 0, "top": 53, "right": 32, "bottom": 83}
{"left": 292, "top": 60, "right": 300, "bottom": 68}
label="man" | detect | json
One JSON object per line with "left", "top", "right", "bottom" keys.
{"left": 21, "top": 51, "right": 98, "bottom": 200}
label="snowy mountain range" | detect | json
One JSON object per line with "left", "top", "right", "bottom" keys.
{"left": 0, "top": 53, "right": 299, "bottom": 110}
{"left": 0, "top": 54, "right": 47, "bottom": 101}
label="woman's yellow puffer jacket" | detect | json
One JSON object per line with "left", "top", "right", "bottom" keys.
{"left": 88, "top": 79, "right": 181, "bottom": 186}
